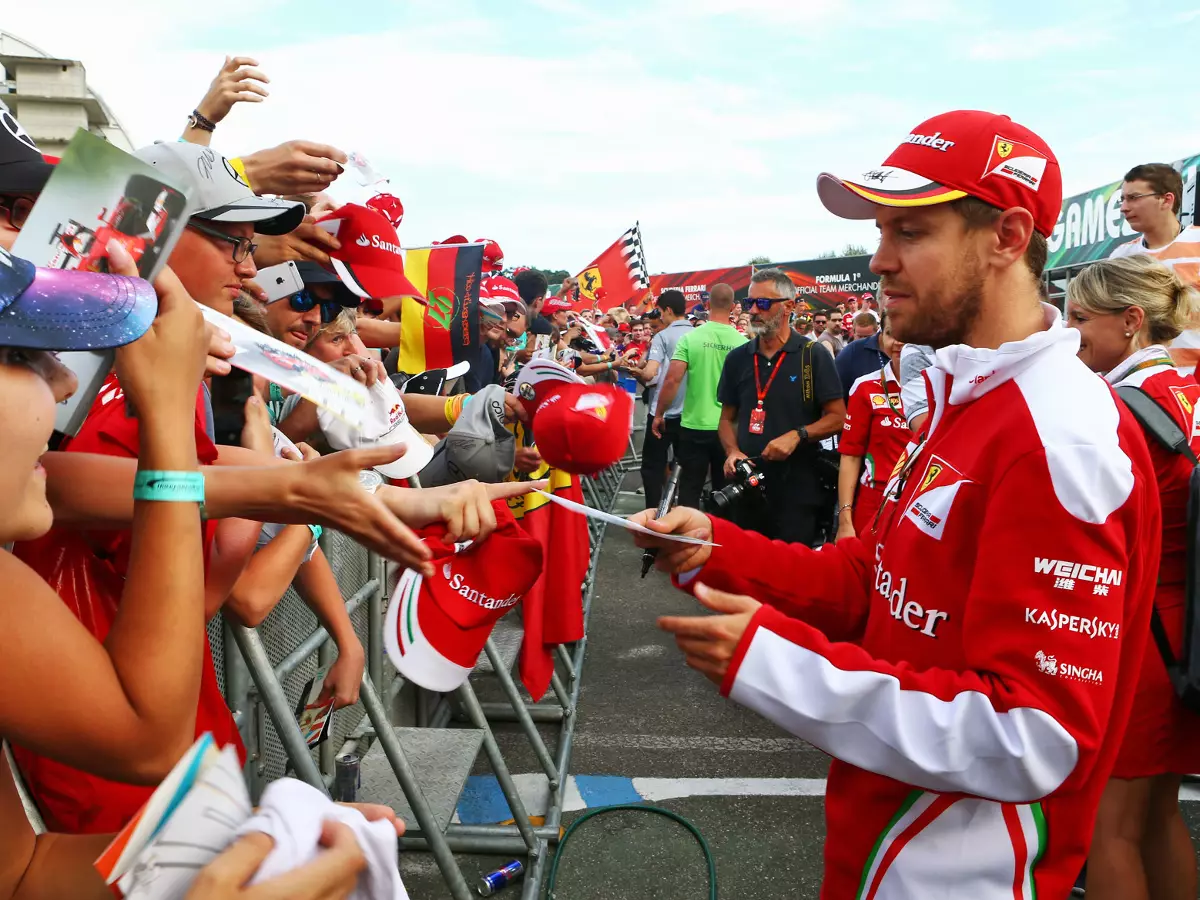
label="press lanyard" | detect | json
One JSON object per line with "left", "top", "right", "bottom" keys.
{"left": 1120, "top": 354, "right": 1175, "bottom": 378}
{"left": 753, "top": 351, "right": 787, "bottom": 409}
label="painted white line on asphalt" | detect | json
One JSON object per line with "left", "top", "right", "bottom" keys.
{"left": 572, "top": 733, "right": 815, "bottom": 753}
{"left": 635, "top": 777, "right": 829, "bottom": 802}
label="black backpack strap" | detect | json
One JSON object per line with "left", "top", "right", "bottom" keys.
{"left": 1116, "top": 384, "right": 1200, "bottom": 465}
{"left": 1116, "top": 383, "right": 1194, "bottom": 674}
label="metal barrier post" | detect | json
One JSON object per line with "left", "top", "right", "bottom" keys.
{"left": 228, "top": 624, "right": 327, "bottom": 794}
{"left": 367, "top": 550, "right": 384, "bottom": 691}
{"left": 358, "top": 674, "right": 474, "bottom": 900}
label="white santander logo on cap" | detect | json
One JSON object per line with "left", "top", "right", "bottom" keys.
{"left": 371, "top": 234, "right": 403, "bottom": 255}
{"left": 446, "top": 568, "right": 520, "bottom": 611}
{"left": 356, "top": 234, "right": 371, "bottom": 247}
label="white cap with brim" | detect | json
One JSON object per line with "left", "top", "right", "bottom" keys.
{"left": 134, "top": 142, "right": 305, "bottom": 236}
{"left": 318, "top": 378, "right": 434, "bottom": 479}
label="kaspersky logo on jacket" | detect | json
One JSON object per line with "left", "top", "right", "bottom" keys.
{"left": 904, "top": 454, "right": 970, "bottom": 540}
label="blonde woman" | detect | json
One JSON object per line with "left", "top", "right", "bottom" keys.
{"left": 304, "top": 308, "right": 359, "bottom": 365}
{"left": 1067, "top": 253, "right": 1200, "bottom": 900}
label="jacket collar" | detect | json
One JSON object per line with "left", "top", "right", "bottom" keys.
{"left": 1105, "top": 344, "right": 1175, "bottom": 385}
{"left": 925, "top": 304, "right": 1078, "bottom": 432}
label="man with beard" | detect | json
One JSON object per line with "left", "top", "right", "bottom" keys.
{"left": 715, "top": 268, "right": 844, "bottom": 542}
{"left": 633, "top": 111, "right": 1161, "bottom": 899}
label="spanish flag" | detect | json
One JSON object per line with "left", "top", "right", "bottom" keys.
{"left": 397, "top": 243, "right": 484, "bottom": 375}
{"left": 505, "top": 423, "right": 589, "bottom": 701}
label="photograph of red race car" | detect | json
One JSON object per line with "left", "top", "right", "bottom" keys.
{"left": 47, "top": 173, "right": 185, "bottom": 274}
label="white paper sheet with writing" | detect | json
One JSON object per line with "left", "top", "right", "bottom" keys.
{"left": 199, "top": 304, "right": 368, "bottom": 426}
{"left": 117, "top": 745, "right": 251, "bottom": 900}
{"left": 533, "top": 490, "right": 718, "bottom": 546}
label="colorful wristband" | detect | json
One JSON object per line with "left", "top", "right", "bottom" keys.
{"left": 308, "top": 524, "right": 324, "bottom": 542}
{"left": 133, "top": 470, "right": 205, "bottom": 503}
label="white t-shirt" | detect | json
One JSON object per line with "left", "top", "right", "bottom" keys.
{"left": 1110, "top": 224, "right": 1200, "bottom": 350}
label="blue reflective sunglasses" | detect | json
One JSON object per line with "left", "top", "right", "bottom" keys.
{"left": 739, "top": 296, "right": 788, "bottom": 312}
{"left": 288, "top": 290, "right": 346, "bottom": 324}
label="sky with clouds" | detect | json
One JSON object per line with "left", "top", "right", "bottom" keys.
{"left": 6, "top": 0, "right": 1200, "bottom": 274}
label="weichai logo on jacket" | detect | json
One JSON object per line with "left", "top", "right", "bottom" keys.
{"left": 904, "top": 454, "right": 970, "bottom": 541}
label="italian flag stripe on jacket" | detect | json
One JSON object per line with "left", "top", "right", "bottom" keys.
{"left": 676, "top": 307, "right": 1161, "bottom": 899}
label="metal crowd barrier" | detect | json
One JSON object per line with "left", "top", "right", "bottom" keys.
{"left": 205, "top": 460, "right": 628, "bottom": 900}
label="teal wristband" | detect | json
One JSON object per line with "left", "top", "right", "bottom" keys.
{"left": 133, "top": 470, "right": 205, "bottom": 503}
{"left": 308, "top": 524, "right": 324, "bottom": 542}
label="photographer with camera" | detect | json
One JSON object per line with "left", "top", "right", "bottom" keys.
{"left": 715, "top": 269, "right": 845, "bottom": 544}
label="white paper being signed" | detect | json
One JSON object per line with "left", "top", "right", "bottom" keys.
{"left": 533, "top": 490, "right": 718, "bottom": 546}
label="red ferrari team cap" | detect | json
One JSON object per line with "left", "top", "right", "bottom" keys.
{"left": 480, "top": 275, "right": 526, "bottom": 319}
{"left": 534, "top": 382, "right": 633, "bottom": 475}
{"left": 514, "top": 357, "right": 584, "bottom": 420}
{"left": 384, "top": 501, "right": 543, "bottom": 691}
{"left": 543, "top": 295, "right": 573, "bottom": 314}
{"left": 816, "top": 110, "right": 1062, "bottom": 238}
{"left": 477, "top": 238, "right": 504, "bottom": 273}
{"left": 318, "top": 203, "right": 422, "bottom": 300}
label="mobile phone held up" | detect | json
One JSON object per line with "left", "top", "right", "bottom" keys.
{"left": 258, "top": 261, "right": 304, "bottom": 303}
{"left": 209, "top": 370, "right": 256, "bottom": 447}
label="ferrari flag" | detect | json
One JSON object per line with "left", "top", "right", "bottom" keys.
{"left": 397, "top": 243, "right": 484, "bottom": 374}
{"left": 574, "top": 222, "right": 650, "bottom": 310}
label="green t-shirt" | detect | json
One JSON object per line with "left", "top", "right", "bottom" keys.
{"left": 673, "top": 321, "right": 748, "bottom": 431}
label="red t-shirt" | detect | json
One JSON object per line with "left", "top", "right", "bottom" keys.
{"left": 12, "top": 375, "right": 245, "bottom": 834}
{"left": 839, "top": 367, "right": 907, "bottom": 489}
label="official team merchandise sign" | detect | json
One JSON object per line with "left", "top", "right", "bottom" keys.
{"left": 384, "top": 502, "right": 544, "bottom": 692}
{"left": 754, "top": 256, "right": 879, "bottom": 312}
{"left": 648, "top": 265, "right": 752, "bottom": 308}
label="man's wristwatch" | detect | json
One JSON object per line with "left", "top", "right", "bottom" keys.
{"left": 797, "top": 426, "right": 809, "bottom": 444}
{"left": 187, "top": 109, "right": 216, "bottom": 133}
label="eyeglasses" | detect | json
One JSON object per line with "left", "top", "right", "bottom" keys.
{"left": 188, "top": 220, "right": 258, "bottom": 263}
{"left": 283, "top": 289, "right": 344, "bottom": 324}
{"left": 1118, "top": 191, "right": 1162, "bottom": 205}
{"left": 739, "top": 296, "right": 788, "bottom": 312}
{"left": 0, "top": 195, "right": 34, "bottom": 230}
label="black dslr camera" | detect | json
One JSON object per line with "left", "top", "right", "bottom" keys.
{"left": 707, "top": 457, "right": 767, "bottom": 515}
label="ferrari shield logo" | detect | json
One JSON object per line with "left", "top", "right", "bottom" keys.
{"left": 919, "top": 462, "right": 944, "bottom": 491}
{"left": 427, "top": 288, "right": 456, "bottom": 330}
{"left": 996, "top": 140, "right": 1014, "bottom": 158}
{"left": 580, "top": 267, "right": 602, "bottom": 301}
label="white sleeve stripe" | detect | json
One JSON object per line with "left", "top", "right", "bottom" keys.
{"left": 729, "top": 627, "right": 1079, "bottom": 802}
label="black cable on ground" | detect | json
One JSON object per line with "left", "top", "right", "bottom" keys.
{"left": 543, "top": 804, "right": 717, "bottom": 899}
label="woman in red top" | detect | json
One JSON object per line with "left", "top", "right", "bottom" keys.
{"left": 1068, "top": 253, "right": 1200, "bottom": 900}
{"left": 835, "top": 316, "right": 905, "bottom": 541}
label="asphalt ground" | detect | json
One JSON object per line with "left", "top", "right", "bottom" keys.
{"left": 400, "top": 474, "right": 1200, "bottom": 899}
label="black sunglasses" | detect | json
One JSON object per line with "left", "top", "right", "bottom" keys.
{"left": 0, "top": 195, "right": 34, "bottom": 230}
{"left": 286, "top": 290, "right": 346, "bottom": 324}
{"left": 740, "top": 297, "right": 788, "bottom": 312}
{"left": 188, "top": 220, "right": 258, "bottom": 263}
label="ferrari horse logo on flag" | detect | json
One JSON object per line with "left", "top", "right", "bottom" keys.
{"left": 580, "top": 266, "right": 602, "bottom": 301}
{"left": 427, "top": 288, "right": 455, "bottom": 331}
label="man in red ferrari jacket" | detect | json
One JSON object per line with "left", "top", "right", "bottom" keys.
{"left": 633, "top": 110, "right": 1163, "bottom": 900}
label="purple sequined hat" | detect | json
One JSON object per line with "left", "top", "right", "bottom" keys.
{"left": 0, "top": 246, "right": 156, "bottom": 350}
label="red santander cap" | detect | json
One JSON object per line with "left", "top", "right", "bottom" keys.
{"left": 477, "top": 238, "right": 504, "bottom": 273}
{"left": 317, "top": 203, "right": 422, "bottom": 300}
{"left": 817, "top": 110, "right": 1062, "bottom": 238}
{"left": 534, "top": 382, "right": 632, "bottom": 476}
{"left": 384, "top": 501, "right": 543, "bottom": 691}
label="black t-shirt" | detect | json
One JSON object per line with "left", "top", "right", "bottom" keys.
{"left": 528, "top": 314, "right": 553, "bottom": 336}
{"left": 717, "top": 330, "right": 842, "bottom": 499}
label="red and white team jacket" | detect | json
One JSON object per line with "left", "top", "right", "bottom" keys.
{"left": 677, "top": 308, "right": 1162, "bottom": 899}
{"left": 840, "top": 366, "right": 907, "bottom": 535}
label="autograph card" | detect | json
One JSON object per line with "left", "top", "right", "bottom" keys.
{"left": 199, "top": 305, "right": 369, "bottom": 426}
{"left": 295, "top": 664, "right": 336, "bottom": 749}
